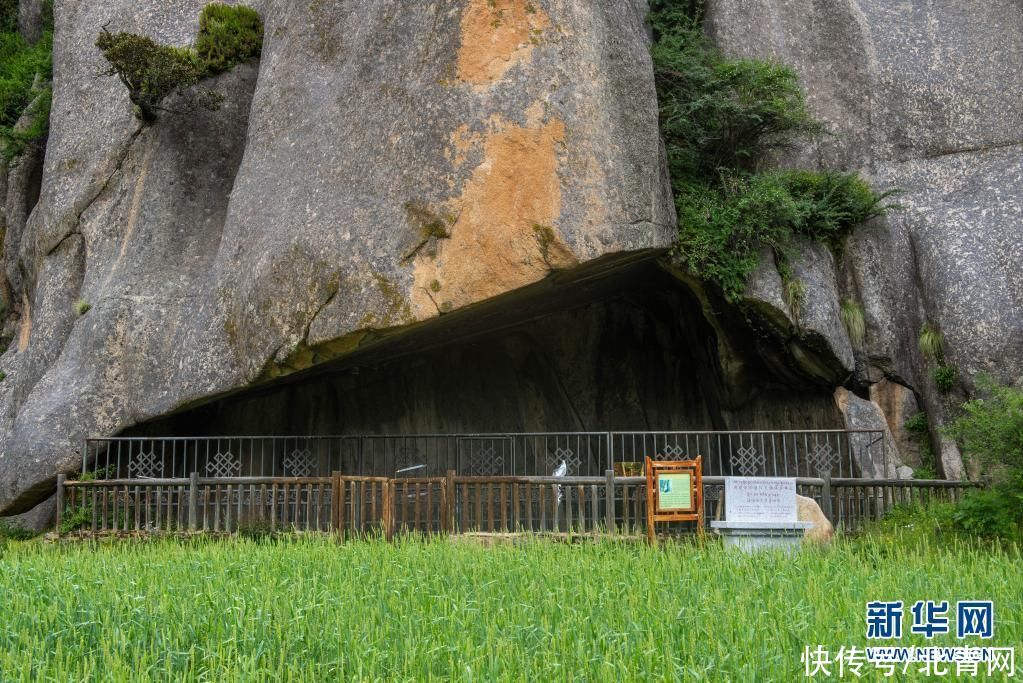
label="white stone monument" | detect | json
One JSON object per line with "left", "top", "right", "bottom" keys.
{"left": 711, "top": 477, "right": 813, "bottom": 552}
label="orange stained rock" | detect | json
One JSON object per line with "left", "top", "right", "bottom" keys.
{"left": 456, "top": 0, "right": 551, "bottom": 86}
{"left": 412, "top": 116, "right": 577, "bottom": 317}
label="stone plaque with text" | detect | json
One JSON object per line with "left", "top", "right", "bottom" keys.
{"left": 724, "top": 477, "right": 797, "bottom": 523}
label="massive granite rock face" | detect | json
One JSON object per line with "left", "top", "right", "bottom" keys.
{"left": 1, "top": 0, "right": 1019, "bottom": 514}
{"left": 708, "top": 0, "right": 1023, "bottom": 477}
{"left": 0, "top": 0, "right": 672, "bottom": 513}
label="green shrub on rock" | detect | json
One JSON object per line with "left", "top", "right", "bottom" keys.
{"left": 96, "top": 29, "right": 211, "bottom": 124}
{"left": 946, "top": 377, "right": 1023, "bottom": 540}
{"left": 904, "top": 411, "right": 929, "bottom": 435}
{"left": 948, "top": 376, "right": 1023, "bottom": 484}
{"left": 652, "top": 24, "right": 822, "bottom": 181}
{"left": 672, "top": 169, "right": 891, "bottom": 301}
{"left": 932, "top": 365, "right": 957, "bottom": 393}
{"left": 194, "top": 4, "right": 263, "bottom": 75}
{"left": 97, "top": 3, "right": 263, "bottom": 124}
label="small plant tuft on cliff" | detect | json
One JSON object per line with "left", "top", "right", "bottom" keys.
{"left": 932, "top": 365, "right": 957, "bottom": 394}
{"left": 904, "top": 411, "right": 928, "bottom": 435}
{"left": 918, "top": 324, "right": 944, "bottom": 363}
{"left": 97, "top": 4, "right": 263, "bottom": 124}
{"left": 194, "top": 4, "right": 264, "bottom": 75}
{"left": 783, "top": 277, "right": 805, "bottom": 321}
{"left": 840, "top": 299, "right": 866, "bottom": 347}
{"left": 650, "top": 1, "right": 895, "bottom": 301}
{"left": 74, "top": 299, "right": 91, "bottom": 316}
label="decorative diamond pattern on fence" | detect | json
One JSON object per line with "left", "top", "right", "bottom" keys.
{"left": 128, "top": 451, "right": 160, "bottom": 478}
{"left": 469, "top": 446, "right": 503, "bottom": 476}
{"left": 734, "top": 445, "right": 764, "bottom": 476}
{"left": 283, "top": 448, "right": 316, "bottom": 477}
{"left": 659, "top": 444, "right": 687, "bottom": 460}
{"left": 85, "top": 430, "right": 888, "bottom": 481}
{"left": 206, "top": 451, "right": 242, "bottom": 478}
{"left": 808, "top": 442, "right": 838, "bottom": 475}
{"left": 547, "top": 447, "right": 581, "bottom": 474}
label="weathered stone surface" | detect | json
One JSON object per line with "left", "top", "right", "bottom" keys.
{"left": 0, "top": 0, "right": 673, "bottom": 513}
{"left": 796, "top": 494, "right": 833, "bottom": 544}
{"left": 833, "top": 388, "right": 904, "bottom": 478}
{"left": 787, "top": 238, "right": 855, "bottom": 373}
{"left": 3, "top": 494, "right": 53, "bottom": 532}
{"left": 1, "top": 90, "right": 48, "bottom": 332}
{"left": 875, "top": 147, "right": 1023, "bottom": 385}
{"left": 869, "top": 379, "right": 923, "bottom": 469}
{"left": 223, "top": 0, "right": 674, "bottom": 376}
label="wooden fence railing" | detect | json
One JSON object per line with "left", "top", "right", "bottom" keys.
{"left": 55, "top": 472, "right": 980, "bottom": 537}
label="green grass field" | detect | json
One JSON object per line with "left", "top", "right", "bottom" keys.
{"left": 0, "top": 532, "right": 1019, "bottom": 681}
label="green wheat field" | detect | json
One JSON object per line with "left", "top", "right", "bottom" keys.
{"left": 0, "top": 533, "right": 1019, "bottom": 681}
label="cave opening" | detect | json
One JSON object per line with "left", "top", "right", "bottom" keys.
{"left": 127, "top": 254, "right": 845, "bottom": 441}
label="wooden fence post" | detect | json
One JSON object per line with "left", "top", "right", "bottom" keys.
{"left": 188, "top": 472, "right": 199, "bottom": 532}
{"left": 383, "top": 480, "right": 394, "bottom": 542}
{"left": 821, "top": 474, "right": 833, "bottom": 524}
{"left": 330, "top": 471, "right": 341, "bottom": 537}
{"left": 55, "top": 474, "right": 65, "bottom": 535}
{"left": 444, "top": 470, "right": 456, "bottom": 534}
{"left": 604, "top": 470, "right": 615, "bottom": 535}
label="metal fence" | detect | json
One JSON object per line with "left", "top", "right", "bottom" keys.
{"left": 82, "top": 430, "right": 888, "bottom": 481}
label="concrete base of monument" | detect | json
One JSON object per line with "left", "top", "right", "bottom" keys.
{"left": 710, "top": 521, "right": 815, "bottom": 553}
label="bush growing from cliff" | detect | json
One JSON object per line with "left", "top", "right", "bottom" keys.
{"left": 194, "top": 4, "right": 263, "bottom": 75}
{"left": 673, "top": 170, "right": 889, "bottom": 300}
{"left": 650, "top": 1, "right": 894, "bottom": 301}
{"left": 97, "top": 4, "right": 263, "bottom": 124}
{"left": 932, "top": 364, "right": 957, "bottom": 393}
{"left": 0, "top": 2, "right": 53, "bottom": 161}
{"left": 96, "top": 30, "right": 212, "bottom": 124}
{"left": 651, "top": 21, "right": 822, "bottom": 181}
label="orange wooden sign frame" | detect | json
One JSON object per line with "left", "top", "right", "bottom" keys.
{"left": 645, "top": 455, "right": 704, "bottom": 544}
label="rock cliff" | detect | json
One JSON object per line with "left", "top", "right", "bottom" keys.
{"left": 708, "top": 0, "right": 1023, "bottom": 478}
{"left": 1, "top": 0, "right": 1020, "bottom": 516}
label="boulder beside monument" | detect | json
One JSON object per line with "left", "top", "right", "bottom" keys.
{"left": 796, "top": 495, "right": 834, "bottom": 544}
